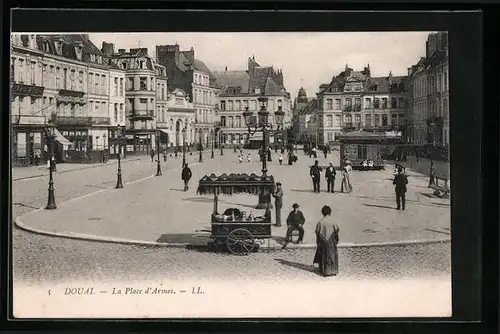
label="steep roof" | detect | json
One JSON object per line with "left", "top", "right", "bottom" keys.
{"left": 214, "top": 66, "right": 286, "bottom": 96}
{"left": 212, "top": 70, "right": 250, "bottom": 94}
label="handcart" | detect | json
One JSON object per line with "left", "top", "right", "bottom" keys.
{"left": 196, "top": 173, "right": 275, "bottom": 255}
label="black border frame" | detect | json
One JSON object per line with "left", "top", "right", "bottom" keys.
{"left": 2, "top": 6, "right": 495, "bottom": 334}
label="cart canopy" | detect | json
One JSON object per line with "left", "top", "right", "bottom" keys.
{"left": 197, "top": 173, "right": 275, "bottom": 196}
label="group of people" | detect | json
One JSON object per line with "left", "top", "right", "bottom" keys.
{"left": 309, "top": 160, "right": 353, "bottom": 194}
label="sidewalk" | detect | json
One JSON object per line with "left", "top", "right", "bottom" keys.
{"left": 15, "top": 149, "right": 450, "bottom": 250}
{"left": 12, "top": 156, "right": 143, "bottom": 181}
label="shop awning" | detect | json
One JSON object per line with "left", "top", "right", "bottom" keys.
{"left": 54, "top": 128, "right": 72, "bottom": 148}
{"left": 158, "top": 129, "right": 170, "bottom": 134}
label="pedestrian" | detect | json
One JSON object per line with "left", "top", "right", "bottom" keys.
{"left": 323, "top": 147, "right": 327, "bottom": 159}
{"left": 312, "top": 147, "right": 317, "bottom": 159}
{"left": 325, "top": 162, "right": 336, "bottom": 193}
{"left": 281, "top": 147, "right": 285, "bottom": 154}
{"left": 428, "top": 160, "right": 436, "bottom": 187}
{"left": 393, "top": 166, "right": 408, "bottom": 210}
{"left": 287, "top": 152, "right": 294, "bottom": 165}
{"left": 282, "top": 203, "right": 306, "bottom": 249}
{"left": 275, "top": 146, "right": 278, "bottom": 153}
{"left": 238, "top": 154, "right": 243, "bottom": 164}
{"left": 50, "top": 155, "right": 57, "bottom": 172}
{"left": 310, "top": 160, "right": 322, "bottom": 193}
{"left": 267, "top": 148, "right": 272, "bottom": 162}
{"left": 150, "top": 150, "right": 155, "bottom": 162}
{"left": 234, "top": 146, "right": 237, "bottom": 153}
{"left": 181, "top": 163, "right": 192, "bottom": 191}
{"left": 340, "top": 161, "right": 352, "bottom": 193}
{"left": 272, "top": 182, "right": 284, "bottom": 227}
{"left": 362, "top": 160, "right": 368, "bottom": 171}
{"left": 278, "top": 153, "right": 283, "bottom": 165}
{"left": 313, "top": 205, "right": 339, "bottom": 277}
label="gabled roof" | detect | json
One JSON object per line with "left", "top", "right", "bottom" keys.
{"left": 212, "top": 70, "right": 250, "bottom": 94}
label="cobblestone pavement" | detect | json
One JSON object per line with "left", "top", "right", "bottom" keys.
{"left": 13, "top": 226, "right": 450, "bottom": 284}
{"left": 15, "top": 149, "right": 451, "bottom": 246}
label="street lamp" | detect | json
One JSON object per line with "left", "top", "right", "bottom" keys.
{"left": 182, "top": 126, "right": 187, "bottom": 168}
{"left": 210, "top": 129, "right": 215, "bottom": 159}
{"left": 198, "top": 129, "right": 203, "bottom": 163}
{"left": 220, "top": 130, "right": 224, "bottom": 156}
{"left": 115, "top": 126, "right": 124, "bottom": 189}
{"left": 243, "top": 99, "right": 285, "bottom": 209}
{"left": 155, "top": 130, "right": 162, "bottom": 176}
{"left": 45, "top": 123, "right": 57, "bottom": 210}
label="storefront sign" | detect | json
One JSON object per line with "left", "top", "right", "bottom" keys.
{"left": 12, "top": 83, "right": 44, "bottom": 97}
{"left": 18, "top": 115, "right": 46, "bottom": 125}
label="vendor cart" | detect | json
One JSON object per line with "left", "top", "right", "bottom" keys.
{"left": 196, "top": 173, "right": 275, "bottom": 255}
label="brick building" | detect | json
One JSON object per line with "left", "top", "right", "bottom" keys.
{"left": 211, "top": 56, "right": 292, "bottom": 147}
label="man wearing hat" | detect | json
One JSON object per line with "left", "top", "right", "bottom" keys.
{"left": 283, "top": 203, "right": 306, "bottom": 247}
{"left": 272, "top": 182, "right": 284, "bottom": 227}
{"left": 310, "top": 160, "right": 323, "bottom": 193}
{"left": 325, "top": 162, "right": 337, "bottom": 193}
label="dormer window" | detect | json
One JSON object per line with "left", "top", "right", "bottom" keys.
{"left": 235, "top": 86, "right": 242, "bottom": 94}
{"left": 55, "top": 39, "right": 64, "bottom": 55}
{"left": 122, "top": 62, "right": 127, "bottom": 69}
{"left": 254, "top": 88, "right": 260, "bottom": 94}
{"left": 74, "top": 43, "right": 83, "bottom": 61}
{"left": 228, "top": 87, "right": 234, "bottom": 94}
{"left": 373, "top": 84, "right": 378, "bottom": 92}
{"left": 140, "top": 60, "right": 145, "bottom": 69}
{"left": 90, "top": 54, "right": 96, "bottom": 62}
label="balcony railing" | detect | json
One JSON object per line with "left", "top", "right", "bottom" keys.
{"left": 353, "top": 105, "right": 362, "bottom": 112}
{"left": 11, "top": 83, "right": 44, "bottom": 97}
{"left": 129, "top": 110, "right": 154, "bottom": 118}
{"left": 59, "top": 89, "right": 85, "bottom": 97}
{"left": 57, "top": 95, "right": 86, "bottom": 104}
{"left": 12, "top": 114, "right": 47, "bottom": 125}
{"left": 51, "top": 115, "right": 111, "bottom": 126}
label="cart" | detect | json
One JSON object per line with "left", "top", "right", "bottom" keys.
{"left": 196, "top": 173, "right": 275, "bottom": 255}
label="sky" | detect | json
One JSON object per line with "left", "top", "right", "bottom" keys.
{"left": 88, "top": 32, "right": 432, "bottom": 99}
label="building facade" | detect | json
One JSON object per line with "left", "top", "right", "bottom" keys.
{"left": 107, "top": 46, "right": 167, "bottom": 154}
{"left": 10, "top": 34, "right": 125, "bottom": 165}
{"left": 315, "top": 64, "right": 406, "bottom": 146}
{"left": 156, "top": 44, "right": 219, "bottom": 147}
{"left": 406, "top": 32, "right": 449, "bottom": 146}
{"left": 211, "top": 56, "right": 292, "bottom": 146}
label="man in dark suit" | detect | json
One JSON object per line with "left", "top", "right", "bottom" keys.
{"left": 310, "top": 160, "right": 323, "bottom": 193}
{"left": 393, "top": 166, "right": 408, "bottom": 210}
{"left": 282, "top": 203, "right": 306, "bottom": 248}
{"left": 325, "top": 162, "right": 337, "bottom": 193}
{"left": 181, "top": 163, "right": 192, "bottom": 191}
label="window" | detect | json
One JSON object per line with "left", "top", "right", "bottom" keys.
{"left": 235, "top": 100, "right": 241, "bottom": 110}
{"left": 335, "top": 99, "right": 341, "bottom": 110}
{"left": 327, "top": 132, "right": 333, "bottom": 141}
{"left": 120, "top": 104, "right": 124, "bottom": 123}
{"left": 391, "top": 98, "right": 397, "bottom": 108}
{"left": 140, "top": 77, "right": 147, "bottom": 90}
{"left": 326, "top": 115, "right": 333, "bottom": 127}
{"left": 114, "top": 104, "right": 118, "bottom": 122}
{"left": 373, "top": 98, "right": 379, "bottom": 108}
{"left": 326, "top": 99, "right": 333, "bottom": 110}
{"left": 374, "top": 114, "right": 380, "bottom": 126}
{"left": 345, "top": 98, "right": 352, "bottom": 106}
{"left": 355, "top": 114, "right": 361, "bottom": 125}
{"left": 31, "top": 62, "right": 36, "bottom": 85}
{"left": 114, "top": 78, "right": 118, "bottom": 96}
{"left": 365, "top": 114, "right": 372, "bottom": 127}
{"left": 220, "top": 101, "right": 226, "bottom": 110}
{"left": 382, "top": 114, "right": 388, "bottom": 126}
{"left": 120, "top": 78, "right": 124, "bottom": 96}
{"left": 355, "top": 98, "right": 361, "bottom": 106}
{"left": 250, "top": 100, "right": 257, "bottom": 110}
{"left": 364, "top": 98, "right": 372, "bottom": 109}
{"left": 391, "top": 114, "right": 397, "bottom": 125}
{"left": 95, "top": 74, "right": 99, "bottom": 93}
{"left": 227, "top": 116, "right": 234, "bottom": 127}
{"left": 228, "top": 101, "right": 233, "bottom": 110}
{"left": 381, "top": 98, "right": 388, "bottom": 109}
{"left": 235, "top": 116, "right": 241, "bottom": 128}
{"left": 243, "top": 100, "right": 249, "bottom": 110}
{"left": 444, "top": 72, "right": 448, "bottom": 91}
{"left": 398, "top": 97, "right": 404, "bottom": 108}
{"left": 56, "top": 67, "right": 60, "bottom": 89}
{"left": 128, "top": 77, "right": 134, "bottom": 90}
{"left": 221, "top": 116, "right": 226, "bottom": 127}
{"left": 335, "top": 115, "right": 341, "bottom": 126}
{"left": 345, "top": 114, "right": 352, "bottom": 124}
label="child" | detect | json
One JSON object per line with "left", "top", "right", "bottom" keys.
{"left": 278, "top": 153, "right": 283, "bottom": 165}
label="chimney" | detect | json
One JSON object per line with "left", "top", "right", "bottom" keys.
{"left": 248, "top": 56, "right": 256, "bottom": 73}
{"left": 225, "top": 66, "right": 228, "bottom": 71}
{"left": 184, "top": 46, "right": 195, "bottom": 63}
{"left": 102, "top": 42, "right": 115, "bottom": 56}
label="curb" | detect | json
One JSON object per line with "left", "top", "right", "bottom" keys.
{"left": 14, "top": 217, "right": 451, "bottom": 251}
{"left": 12, "top": 158, "right": 141, "bottom": 182}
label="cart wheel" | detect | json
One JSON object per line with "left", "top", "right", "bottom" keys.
{"left": 226, "top": 228, "right": 255, "bottom": 255}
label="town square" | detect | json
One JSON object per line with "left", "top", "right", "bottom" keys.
{"left": 10, "top": 31, "right": 451, "bottom": 317}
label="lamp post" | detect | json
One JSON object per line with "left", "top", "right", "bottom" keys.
{"left": 220, "top": 130, "right": 224, "bottom": 156}
{"left": 182, "top": 126, "right": 187, "bottom": 168}
{"left": 45, "top": 124, "right": 57, "bottom": 210}
{"left": 243, "top": 99, "right": 285, "bottom": 209}
{"left": 115, "top": 126, "right": 124, "bottom": 189}
{"left": 198, "top": 129, "right": 203, "bottom": 163}
{"left": 211, "top": 129, "right": 215, "bottom": 159}
{"left": 155, "top": 130, "right": 162, "bottom": 176}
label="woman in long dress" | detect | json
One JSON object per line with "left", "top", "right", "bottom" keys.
{"left": 313, "top": 205, "right": 339, "bottom": 277}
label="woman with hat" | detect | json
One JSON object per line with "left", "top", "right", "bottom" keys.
{"left": 340, "top": 160, "right": 352, "bottom": 193}
{"left": 282, "top": 203, "right": 305, "bottom": 249}
{"left": 313, "top": 205, "right": 340, "bottom": 277}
